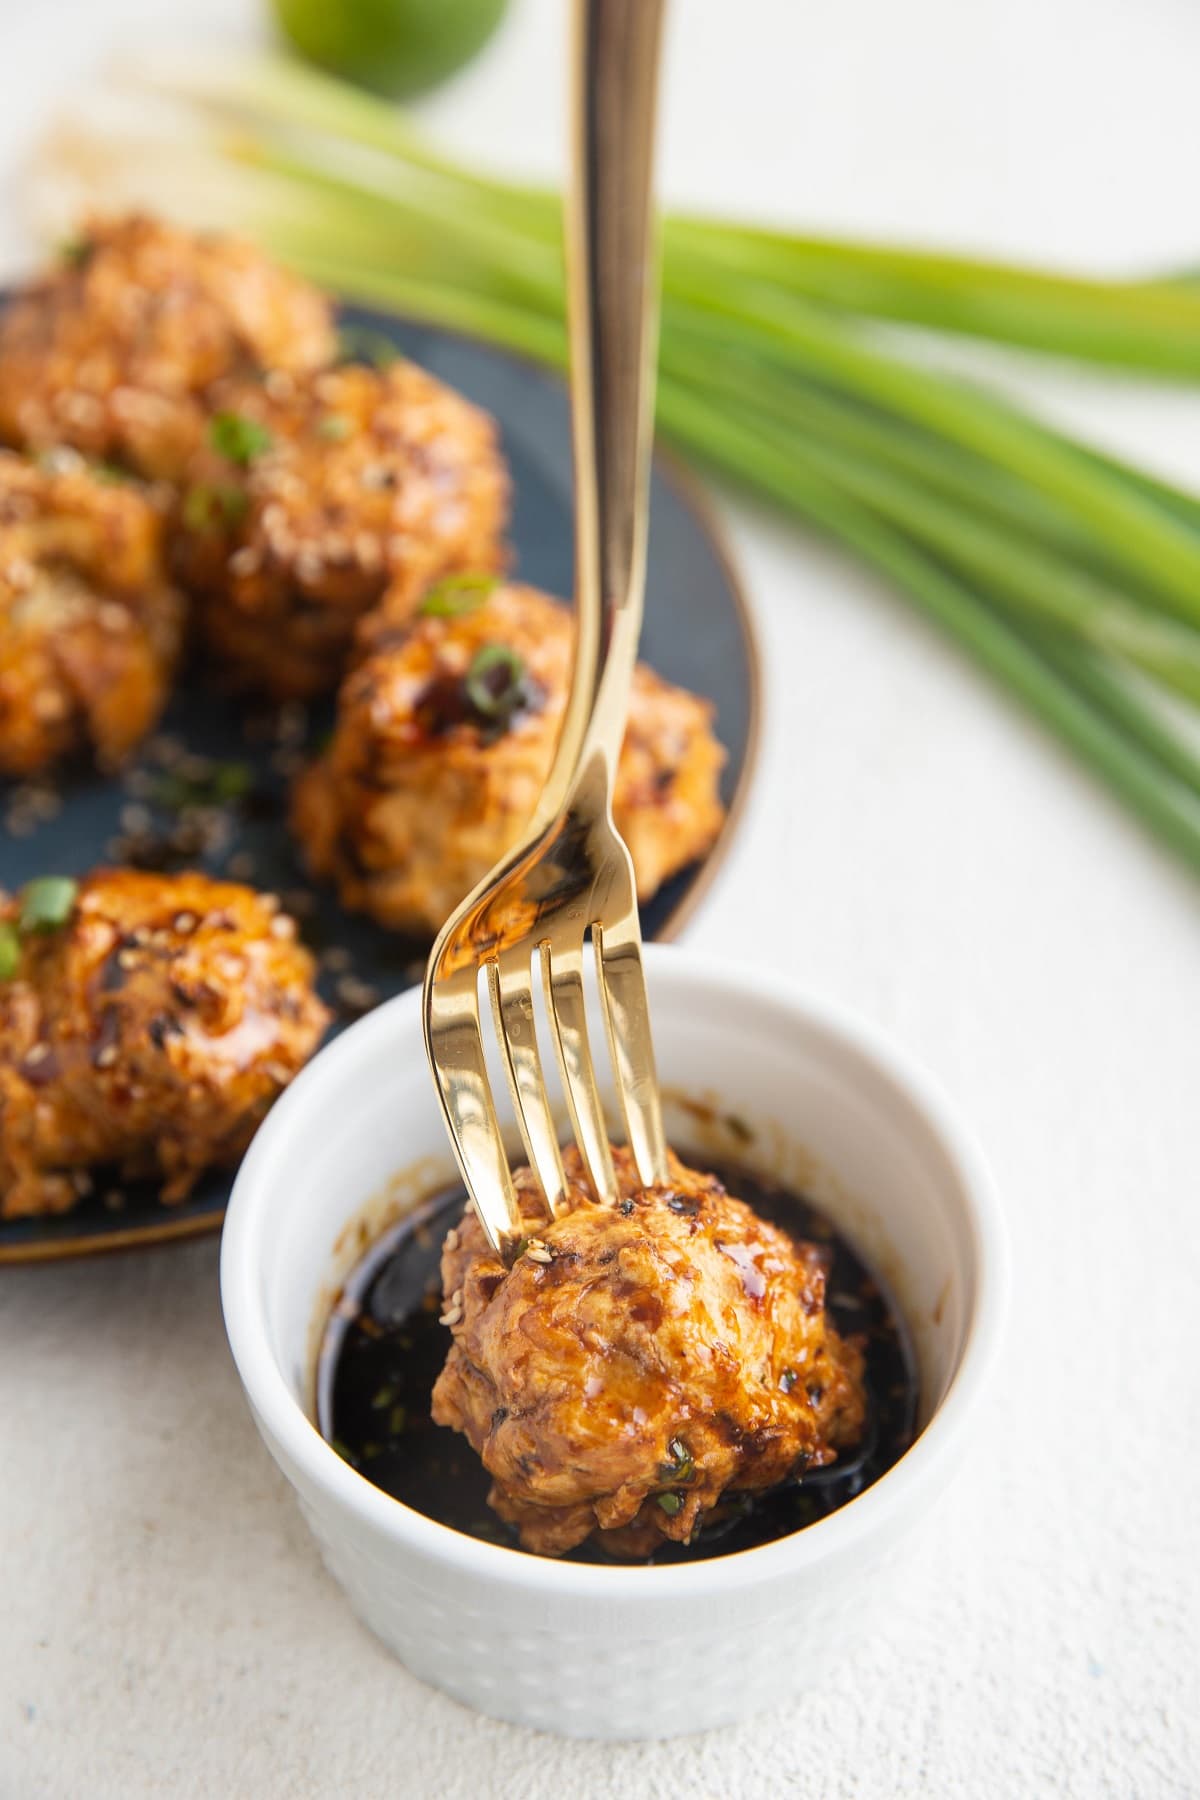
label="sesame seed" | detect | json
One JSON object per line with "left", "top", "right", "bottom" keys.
{"left": 438, "top": 1303, "right": 463, "bottom": 1327}
{"left": 275, "top": 702, "right": 308, "bottom": 746}
{"left": 173, "top": 911, "right": 197, "bottom": 934}
{"left": 29, "top": 787, "right": 61, "bottom": 819}
{"left": 95, "top": 1045, "right": 118, "bottom": 1068}
{"left": 444, "top": 1227, "right": 459, "bottom": 1251}
{"left": 116, "top": 949, "right": 140, "bottom": 970}
{"left": 24, "top": 1043, "right": 50, "bottom": 1066}
{"left": 97, "top": 601, "right": 130, "bottom": 633}
{"left": 147, "top": 733, "right": 184, "bottom": 767}
{"left": 525, "top": 1240, "right": 553, "bottom": 1265}
{"left": 72, "top": 1170, "right": 94, "bottom": 1195}
{"left": 229, "top": 546, "right": 261, "bottom": 578}
{"left": 269, "top": 915, "right": 295, "bottom": 940}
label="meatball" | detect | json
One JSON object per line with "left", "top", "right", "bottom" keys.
{"left": 0, "top": 869, "right": 329, "bottom": 1218}
{"left": 0, "top": 215, "right": 335, "bottom": 481}
{"left": 0, "top": 449, "right": 184, "bottom": 776}
{"left": 174, "top": 360, "right": 510, "bottom": 697}
{"left": 431, "top": 1146, "right": 867, "bottom": 1557}
{"left": 291, "top": 582, "right": 726, "bottom": 934}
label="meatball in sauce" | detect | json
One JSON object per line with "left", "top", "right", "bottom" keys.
{"left": 0, "top": 869, "right": 328, "bottom": 1218}
{"left": 320, "top": 1151, "right": 916, "bottom": 1564}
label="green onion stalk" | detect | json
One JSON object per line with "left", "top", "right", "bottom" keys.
{"left": 45, "top": 50, "right": 1200, "bottom": 875}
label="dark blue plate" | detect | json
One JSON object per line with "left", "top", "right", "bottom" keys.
{"left": 0, "top": 309, "right": 759, "bottom": 1262}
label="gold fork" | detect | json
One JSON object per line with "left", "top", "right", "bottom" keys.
{"left": 422, "top": 0, "right": 669, "bottom": 1256}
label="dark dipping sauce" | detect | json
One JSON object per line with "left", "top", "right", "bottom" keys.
{"left": 317, "top": 1162, "right": 919, "bottom": 1564}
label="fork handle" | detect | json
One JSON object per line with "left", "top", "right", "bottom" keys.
{"left": 542, "top": 0, "right": 667, "bottom": 815}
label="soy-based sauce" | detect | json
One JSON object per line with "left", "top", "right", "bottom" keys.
{"left": 318, "top": 1164, "right": 918, "bottom": 1563}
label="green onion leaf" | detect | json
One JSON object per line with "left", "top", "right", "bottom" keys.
{"left": 656, "top": 1492, "right": 683, "bottom": 1516}
{"left": 316, "top": 412, "right": 353, "bottom": 442}
{"left": 59, "top": 236, "right": 91, "bottom": 268}
{"left": 337, "top": 323, "right": 401, "bottom": 368}
{"left": 182, "top": 483, "right": 249, "bottom": 533}
{"left": 0, "top": 922, "right": 21, "bottom": 980}
{"left": 388, "top": 1404, "right": 408, "bottom": 1436}
{"left": 209, "top": 411, "right": 274, "bottom": 466}
{"left": 18, "top": 877, "right": 78, "bottom": 934}
{"left": 779, "top": 1367, "right": 799, "bottom": 1394}
{"left": 211, "top": 762, "right": 252, "bottom": 803}
{"left": 659, "top": 1437, "right": 695, "bottom": 1483}
{"left": 464, "top": 643, "right": 527, "bottom": 721}
{"left": 419, "top": 572, "right": 499, "bottom": 618}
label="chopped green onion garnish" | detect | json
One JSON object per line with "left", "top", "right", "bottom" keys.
{"left": 419, "top": 572, "right": 499, "bottom": 618}
{"left": 656, "top": 1492, "right": 683, "bottom": 1516}
{"left": 59, "top": 236, "right": 91, "bottom": 268}
{"left": 464, "top": 644, "right": 527, "bottom": 722}
{"left": 211, "top": 762, "right": 252, "bottom": 802}
{"left": 316, "top": 412, "right": 352, "bottom": 442}
{"left": 388, "top": 1404, "right": 408, "bottom": 1436}
{"left": 150, "top": 761, "right": 251, "bottom": 813}
{"left": 18, "top": 877, "right": 78, "bottom": 934}
{"left": 182, "top": 483, "right": 249, "bottom": 533}
{"left": 659, "top": 1436, "right": 695, "bottom": 1483}
{"left": 209, "top": 411, "right": 273, "bottom": 466}
{"left": 779, "top": 1367, "right": 799, "bottom": 1394}
{"left": 0, "top": 922, "right": 20, "bottom": 981}
{"left": 337, "top": 323, "right": 400, "bottom": 368}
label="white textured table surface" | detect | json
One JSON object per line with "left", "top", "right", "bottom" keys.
{"left": 2, "top": 2, "right": 1198, "bottom": 1795}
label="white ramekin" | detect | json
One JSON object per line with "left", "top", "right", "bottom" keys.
{"left": 221, "top": 945, "right": 1006, "bottom": 1740}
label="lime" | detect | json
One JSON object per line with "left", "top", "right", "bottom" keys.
{"left": 271, "top": 0, "right": 510, "bottom": 99}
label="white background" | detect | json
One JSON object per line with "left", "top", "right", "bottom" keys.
{"left": 1, "top": 1, "right": 1198, "bottom": 1795}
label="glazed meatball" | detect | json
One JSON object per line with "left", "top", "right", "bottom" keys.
{"left": 0, "top": 450, "right": 184, "bottom": 776}
{"left": 0, "top": 869, "right": 329, "bottom": 1218}
{"left": 431, "top": 1146, "right": 867, "bottom": 1557}
{"left": 0, "top": 215, "right": 335, "bottom": 480}
{"left": 291, "top": 582, "right": 726, "bottom": 934}
{"left": 174, "top": 360, "right": 510, "bottom": 698}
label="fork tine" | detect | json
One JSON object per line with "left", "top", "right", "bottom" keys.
{"left": 541, "top": 939, "right": 616, "bottom": 1203}
{"left": 593, "top": 919, "right": 668, "bottom": 1189}
{"left": 424, "top": 966, "right": 523, "bottom": 1257}
{"left": 488, "top": 947, "right": 567, "bottom": 1216}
